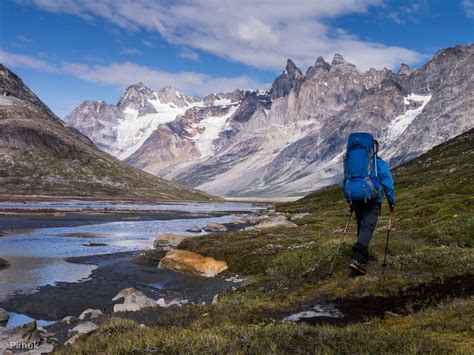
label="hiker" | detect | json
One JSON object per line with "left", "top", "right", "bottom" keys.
{"left": 342, "top": 133, "right": 395, "bottom": 275}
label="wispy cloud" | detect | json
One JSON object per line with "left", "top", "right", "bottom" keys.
{"left": 120, "top": 47, "right": 142, "bottom": 55}
{"left": 17, "top": 35, "right": 33, "bottom": 42}
{"left": 178, "top": 48, "right": 199, "bottom": 61}
{"left": 141, "top": 39, "right": 154, "bottom": 48}
{"left": 462, "top": 0, "right": 474, "bottom": 18}
{"left": 0, "top": 50, "right": 268, "bottom": 96}
{"left": 18, "top": 0, "right": 423, "bottom": 71}
{"left": 384, "top": 0, "right": 428, "bottom": 24}
{"left": 0, "top": 51, "right": 57, "bottom": 72}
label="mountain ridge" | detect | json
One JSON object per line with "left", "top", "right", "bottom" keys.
{"left": 0, "top": 64, "right": 217, "bottom": 201}
{"left": 65, "top": 44, "right": 474, "bottom": 198}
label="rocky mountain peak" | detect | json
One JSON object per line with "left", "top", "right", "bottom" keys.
{"left": 306, "top": 56, "right": 331, "bottom": 79}
{"left": 0, "top": 64, "right": 59, "bottom": 120}
{"left": 269, "top": 59, "right": 304, "bottom": 99}
{"left": 117, "top": 82, "right": 156, "bottom": 112}
{"left": 330, "top": 53, "right": 359, "bottom": 74}
{"left": 157, "top": 86, "right": 199, "bottom": 108}
{"left": 285, "top": 59, "right": 303, "bottom": 78}
{"left": 398, "top": 63, "right": 411, "bottom": 76}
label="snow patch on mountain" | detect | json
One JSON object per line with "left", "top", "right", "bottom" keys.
{"left": 113, "top": 99, "right": 204, "bottom": 159}
{"left": 386, "top": 93, "right": 432, "bottom": 144}
{"left": 192, "top": 105, "right": 238, "bottom": 158}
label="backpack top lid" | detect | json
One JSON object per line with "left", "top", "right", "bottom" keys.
{"left": 347, "top": 132, "right": 374, "bottom": 149}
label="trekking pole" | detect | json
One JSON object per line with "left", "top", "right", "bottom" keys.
{"left": 328, "top": 210, "right": 353, "bottom": 276}
{"left": 382, "top": 212, "right": 393, "bottom": 270}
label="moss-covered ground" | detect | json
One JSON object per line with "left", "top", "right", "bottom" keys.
{"left": 64, "top": 129, "right": 473, "bottom": 354}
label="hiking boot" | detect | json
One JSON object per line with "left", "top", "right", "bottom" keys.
{"left": 349, "top": 259, "right": 367, "bottom": 276}
{"left": 352, "top": 242, "right": 369, "bottom": 264}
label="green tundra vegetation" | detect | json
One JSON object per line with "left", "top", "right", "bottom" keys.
{"left": 66, "top": 129, "right": 474, "bottom": 354}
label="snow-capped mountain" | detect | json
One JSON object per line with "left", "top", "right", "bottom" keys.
{"left": 65, "top": 44, "right": 474, "bottom": 198}
{"left": 65, "top": 83, "right": 203, "bottom": 159}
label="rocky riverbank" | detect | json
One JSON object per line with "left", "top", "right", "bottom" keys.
{"left": 0, "top": 206, "right": 300, "bottom": 352}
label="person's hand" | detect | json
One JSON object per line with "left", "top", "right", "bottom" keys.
{"left": 389, "top": 205, "right": 395, "bottom": 213}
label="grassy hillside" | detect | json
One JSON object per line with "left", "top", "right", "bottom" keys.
{"left": 66, "top": 129, "right": 473, "bottom": 353}
{"left": 0, "top": 65, "right": 216, "bottom": 201}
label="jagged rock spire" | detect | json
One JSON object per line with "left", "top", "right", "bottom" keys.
{"left": 306, "top": 56, "right": 331, "bottom": 79}
{"left": 269, "top": 59, "right": 304, "bottom": 99}
{"left": 398, "top": 63, "right": 411, "bottom": 76}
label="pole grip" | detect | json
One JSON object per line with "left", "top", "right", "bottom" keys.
{"left": 388, "top": 212, "right": 393, "bottom": 231}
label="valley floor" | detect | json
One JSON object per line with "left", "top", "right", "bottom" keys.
{"left": 58, "top": 130, "right": 473, "bottom": 353}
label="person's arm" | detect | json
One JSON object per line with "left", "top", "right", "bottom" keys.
{"left": 379, "top": 159, "right": 395, "bottom": 209}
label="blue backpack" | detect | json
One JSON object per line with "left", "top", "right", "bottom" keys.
{"left": 343, "top": 132, "right": 382, "bottom": 203}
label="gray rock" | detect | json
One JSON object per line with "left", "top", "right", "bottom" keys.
{"left": 246, "top": 215, "right": 297, "bottom": 230}
{"left": 61, "top": 316, "right": 78, "bottom": 324}
{"left": 78, "top": 309, "right": 103, "bottom": 320}
{"left": 112, "top": 288, "right": 157, "bottom": 313}
{"left": 69, "top": 321, "right": 98, "bottom": 335}
{"left": 204, "top": 222, "right": 227, "bottom": 232}
{"left": 154, "top": 233, "right": 190, "bottom": 248}
{"left": 0, "top": 308, "right": 8, "bottom": 323}
{"left": 290, "top": 213, "right": 310, "bottom": 221}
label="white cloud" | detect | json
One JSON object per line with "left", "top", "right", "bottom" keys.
{"left": 462, "top": 0, "right": 474, "bottom": 18}
{"left": 0, "top": 50, "right": 268, "bottom": 96}
{"left": 120, "top": 47, "right": 142, "bottom": 55}
{"left": 141, "top": 40, "right": 155, "bottom": 48}
{"left": 178, "top": 48, "right": 199, "bottom": 61}
{"left": 0, "top": 51, "right": 58, "bottom": 72}
{"left": 19, "top": 0, "right": 423, "bottom": 71}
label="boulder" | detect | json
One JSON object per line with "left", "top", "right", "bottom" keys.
{"left": 112, "top": 288, "right": 157, "bottom": 313}
{"left": 290, "top": 213, "right": 310, "bottom": 221}
{"left": 158, "top": 250, "right": 228, "bottom": 277}
{"left": 0, "top": 258, "right": 10, "bottom": 269}
{"left": 0, "top": 309, "right": 8, "bottom": 323}
{"left": 245, "top": 215, "right": 297, "bottom": 230}
{"left": 156, "top": 298, "right": 188, "bottom": 308}
{"left": 61, "top": 316, "right": 78, "bottom": 324}
{"left": 78, "top": 309, "right": 102, "bottom": 320}
{"left": 186, "top": 226, "right": 202, "bottom": 233}
{"left": 153, "top": 233, "right": 190, "bottom": 248}
{"left": 69, "top": 321, "right": 98, "bottom": 335}
{"left": 204, "top": 222, "right": 227, "bottom": 232}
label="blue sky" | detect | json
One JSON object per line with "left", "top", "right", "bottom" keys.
{"left": 1, "top": 0, "right": 473, "bottom": 117}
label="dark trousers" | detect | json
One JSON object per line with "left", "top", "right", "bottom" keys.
{"left": 352, "top": 200, "right": 380, "bottom": 263}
